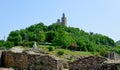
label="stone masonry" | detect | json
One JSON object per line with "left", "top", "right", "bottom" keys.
{"left": 69, "top": 56, "right": 120, "bottom": 70}
{"left": 1, "top": 47, "right": 120, "bottom": 70}
{"left": 106, "top": 52, "right": 120, "bottom": 60}
{"left": 1, "top": 50, "right": 63, "bottom": 70}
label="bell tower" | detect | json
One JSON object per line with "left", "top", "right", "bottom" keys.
{"left": 56, "top": 13, "right": 67, "bottom": 26}
{"left": 61, "top": 13, "right": 67, "bottom": 26}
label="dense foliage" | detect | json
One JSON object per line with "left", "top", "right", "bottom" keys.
{"left": 0, "top": 22, "right": 118, "bottom": 54}
{"left": 116, "top": 40, "right": 120, "bottom": 46}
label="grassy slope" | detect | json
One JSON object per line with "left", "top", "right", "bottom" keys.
{"left": 38, "top": 45, "right": 100, "bottom": 61}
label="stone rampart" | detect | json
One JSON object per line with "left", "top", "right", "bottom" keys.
{"left": 1, "top": 50, "right": 63, "bottom": 70}
{"left": 69, "top": 56, "right": 120, "bottom": 70}
{"left": 1, "top": 48, "right": 120, "bottom": 70}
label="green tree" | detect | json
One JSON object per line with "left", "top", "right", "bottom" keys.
{"left": 6, "top": 22, "right": 116, "bottom": 52}
{"left": 48, "top": 23, "right": 67, "bottom": 31}
{"left": 53, "top": 30, "right": 75, "bottom": 49}
{"left": 0, "top": 40, "right": 4, "bottom": 47}
{"left": 45, "top": 30, "right": 58, "bottom": 43}
{"left": 7, "top": 30, "right": 22, "bottom": 46}
{"left": 3, "top": 41, "right": 14, "bottom": 48}
{"left": 26, "top": 22, "right": 47, "bottom": 32}
{"left": 37, "top": 31, "right": 46, "bottom": 43}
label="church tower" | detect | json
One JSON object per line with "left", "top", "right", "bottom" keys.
{"left": 61, "top": 13, "right": 67, "bottom": 26}
{"left": 56, "top": 13, "right": 67, "bottom": 26}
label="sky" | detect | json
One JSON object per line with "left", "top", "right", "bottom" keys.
{"left": 0, "top": 0, "right": 120, "bottom": 42}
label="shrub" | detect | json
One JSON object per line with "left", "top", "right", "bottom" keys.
{"left": 22, "top": 41, "right": 34, "bottom": 47}
{"left": 69, "top": 44, "right": 77, "bottom": 51}
{"left": 47, "top": 46, "right": 54, "bottom": 51}
{"left": 4, "top": 41, "right": 14, "bottom": 48}
{"left": 57, "top": 50, "right": 64, "bottom": 56}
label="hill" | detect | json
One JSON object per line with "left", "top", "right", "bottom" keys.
{"left": 0, "top": 22, "right": 119, "bottom": 55}
{"left": 0, "top": 23, "right": 115, "bottom": 51}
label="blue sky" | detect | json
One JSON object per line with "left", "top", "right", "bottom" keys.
{"left": 0, "top": 0, "right": 120, "bottom": 41}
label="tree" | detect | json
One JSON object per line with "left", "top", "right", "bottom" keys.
{"left": 48, "top": 23, "right": 67, "bottom": 31}
{"left": 53, "top": 30, "right": 75, "bottom": 49}
{"left": 66, "top": 27, "right": 80, "bottom": 33}
{"left": 7, "top": 30, "right": 22, "bottom": 46}
{"left": 6, "top": 22, "right": 116, "bottom": 52}
{"left": 3, "top": 41, "right": 14, "bottom": 48}
{"left": 37, "top": 31, "right": 46, "bottom": 43}
{"left": 26, "top": 22, "right": 47, "bottom": 32}
{"left": 45, "top": 30, "right": 58, "bottom": 43}
{"left": 0, "top": 40, "right": 4, "bottom": 47}
{"left": 76, "top": 38, "right": 88, "bottom": 51}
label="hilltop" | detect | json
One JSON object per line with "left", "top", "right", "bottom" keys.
{"left": 0, "top": 22, "right": 119, "bottom": 56}
{"left": 0, "top": 13, "right": 119, "bottom": 56}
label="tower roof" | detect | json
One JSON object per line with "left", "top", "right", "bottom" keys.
{"left": 62, "top": 13, "right": 65, "bottom": 17}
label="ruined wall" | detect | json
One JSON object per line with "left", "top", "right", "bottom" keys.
{"left": 106, "top": 52, "right": 120, "bottom": 60}
{"left": 1, "top": 50, "right": 120, "bottom": 70}
{"left": 0, "top": 50, "right": 2, "bottom": 66}
{"left": 1, "top": 51, "right": 28, "bottom": 69}
{"left": 1, "top": 51, "right": 63, "bottom": 70}
{"left": 69, "top": 56, "right": 119, "bottom": 70}
{"left": 27, "top": 54, "right": 63, "bottom": 70}
{"left": 102, "top": 63, "right": 120, "bottom": 70}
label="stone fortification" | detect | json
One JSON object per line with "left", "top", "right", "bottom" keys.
{"left": 1, "top": 47, "right": 120, "bottom": 70}
{"left": 69, "top": 56, "right": 120, "bottom": 70}
{"left": 1, "top": 47, "right": 63, "bottom": 70}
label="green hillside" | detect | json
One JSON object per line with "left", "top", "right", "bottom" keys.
{"left": 0, "top": 22, "right": 120, "bottom": 55}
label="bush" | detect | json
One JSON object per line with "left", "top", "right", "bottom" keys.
{"left": 68, "top": 44, "right": 77, "bottom": 51}
{"left": 22, "top": 41, "right": 34, "bottom": 47}
{"left": 3, "top": 41, "right": 14, "bottom": 48}
{"left": 47, "top": 46, "right": 54, "bottom": 51}
{"left": 57, "top": 50, "right": 64, "bottom": 56}
{"left": 99, "top": 48, "right": 108, "bottom": 56}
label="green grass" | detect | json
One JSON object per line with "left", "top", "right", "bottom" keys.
{"left": 49, "top": 49, "right": 92, "bottom": 56}
{"left": 11, "top": 45, "right": 101, "bottom": 61}
{"left": 38, "top": 45, "right": 100, "bottom": 61}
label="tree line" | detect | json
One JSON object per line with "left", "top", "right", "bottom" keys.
{"left": 0, "top": 22, "right": 119, "bottom": 54}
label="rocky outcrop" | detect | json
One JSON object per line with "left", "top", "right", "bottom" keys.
{"left": 1, "top": 48, "right": 63, "bottom": 70}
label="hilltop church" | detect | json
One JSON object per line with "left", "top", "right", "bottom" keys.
{"left": 57, "top": 13, "right": 67, "bottom": 26}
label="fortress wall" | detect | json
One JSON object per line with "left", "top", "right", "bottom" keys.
{"left": 69, "top": 56, "right": 120, "bottom": 70}
{"left": 1, "top": 51, "right": 63, "bottom": 70}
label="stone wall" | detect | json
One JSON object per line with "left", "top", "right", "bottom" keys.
{"left": 1, "top": 51, "right": 63, "bottom": 70}
{"left": 0, "top": 50, "right": 2, "bottom": 66}
{"left": 102, "top": 63, "right": 120, "bottom": 70}
{"left": 69, "top": 56, "right": 120, "bottom": 70}
{"left": 106, "top": 52, "right": 120, "bottom": 60}
{"left": 1, "top": 49, "right": 120, "bottom": 70}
